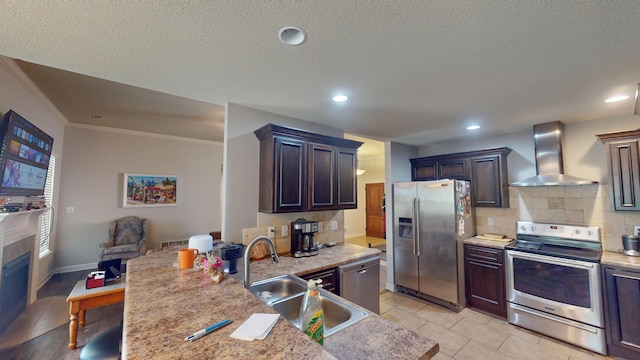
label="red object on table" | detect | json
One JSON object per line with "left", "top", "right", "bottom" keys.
{"left": 86, "top": 272, "right": 105, "bottom": 289}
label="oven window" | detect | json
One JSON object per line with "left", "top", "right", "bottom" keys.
{"left": 513, "top": 258, "right": 591, "bottom": 308}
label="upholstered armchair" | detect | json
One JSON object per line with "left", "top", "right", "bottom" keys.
{"left": 100, "top": 216, "right": 147, "bottom": 262}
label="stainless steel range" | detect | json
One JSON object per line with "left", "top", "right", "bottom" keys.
{"left": 505, "top": 221, "right": 606, "bottom": 355}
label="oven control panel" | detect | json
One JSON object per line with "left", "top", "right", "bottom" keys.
{"left": 516, "top": 221, "right": 600, "bottom": 242}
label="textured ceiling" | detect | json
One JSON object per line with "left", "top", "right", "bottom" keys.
{"left": 1, "top": 1, "right": 639, "bottom": 146}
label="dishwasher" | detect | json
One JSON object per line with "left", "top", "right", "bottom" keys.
{"left": 339, "top": 256, "right": 380, "bottom": 314}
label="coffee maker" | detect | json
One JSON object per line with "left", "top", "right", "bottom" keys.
{"left": 291, "top": 218, "right": 319, "bottom": 258}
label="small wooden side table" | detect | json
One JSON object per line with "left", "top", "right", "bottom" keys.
{"left": 65, "top": 277, "right": 125, "bottom": 350}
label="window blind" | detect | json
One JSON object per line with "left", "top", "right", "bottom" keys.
{"left": 39, "top": 155, "right": 55, "bottom": 257}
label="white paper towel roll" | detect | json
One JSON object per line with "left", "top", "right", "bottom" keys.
{"left": 189, "top": 234, "right": 213, "bottom": 254}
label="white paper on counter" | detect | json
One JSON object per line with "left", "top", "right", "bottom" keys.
{"left": 229, "top": 313, "right": 280, "bottom": 341}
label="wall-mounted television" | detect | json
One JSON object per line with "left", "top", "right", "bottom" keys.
{"left": 0, "top": 110, "right": 54, "bottom": 198}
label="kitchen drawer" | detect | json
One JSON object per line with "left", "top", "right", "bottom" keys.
{"left": 465, "top": 245, "right": 503, "bottom": 264}
{"left": 300, "top": 267, "right": 338, "bottom": 294}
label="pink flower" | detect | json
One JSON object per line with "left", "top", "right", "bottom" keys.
{"left": 212, "top": 256, "right": 223, "bottom": 269}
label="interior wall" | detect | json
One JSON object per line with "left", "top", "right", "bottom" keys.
{"left": 385, "top": 141, "right": 419, "bottom": 290}
{"left": 0, "top": 56, "right": 65, "bottom": 287}
{"left": 417, "top": 114, "right": 640, "bottom": 251}
{"left": 419, "top": 129, "right": 535, "bottom": 184}
{"left": 344, "top": 155, "right": 385, "bottom": 238}
{"left": 222, "top": 103, "right": 343, "bottom": 243}
{"left": 56, "top": 125, "right": 222, "bottom": 271}
{"left": 418, "top": 116, "right": 637, "bottom": 184}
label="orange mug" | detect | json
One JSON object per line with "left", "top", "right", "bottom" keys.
{"left": 178, "top": 248, "right": 199, "bottom": 270}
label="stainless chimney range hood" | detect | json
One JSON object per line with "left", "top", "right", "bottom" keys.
{"left": 510, "top": 121, "right": 598, "bottom": 187}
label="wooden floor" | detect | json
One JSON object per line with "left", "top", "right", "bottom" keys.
{"left": 0, "top": 271, "right": 123, "bottom": 360}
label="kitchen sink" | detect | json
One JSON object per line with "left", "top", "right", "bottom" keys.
{"left": 249, "top": 274, "right": 368, "bottom": 337}
{"left": 249, "top": 274, "right": 307, "bottom": 305}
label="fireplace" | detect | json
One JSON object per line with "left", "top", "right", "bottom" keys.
{"left": 0, "top": 251, "right": 30, "bottom": 334}
{"left": 0, "top": 209, "right": 47, "bottom": 334}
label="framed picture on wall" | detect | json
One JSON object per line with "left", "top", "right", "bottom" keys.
{"left": 123, "top": 173, "right": 178, "bottom": 208}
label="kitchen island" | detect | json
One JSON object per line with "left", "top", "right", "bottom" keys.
{"left": 122, "top": 243, "right": 438, "bottom": 359}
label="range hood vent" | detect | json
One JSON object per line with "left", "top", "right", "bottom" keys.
{"left": 510, "top": 121, "right": 598, "bottom": 187}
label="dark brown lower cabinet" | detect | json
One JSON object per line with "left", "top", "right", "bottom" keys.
{"left": 300, "top": 267, "right": 338, "bottom": 295}
{"left": 464, "top": 244, "right": 506, "bottom": 318}
{"left": 602, "top": 265, "right": 640, "bottom": 358}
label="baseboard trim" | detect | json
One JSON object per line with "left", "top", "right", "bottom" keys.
{"left": 53, "top": 262, "right": 98, "bottom": 275}
{"left": 36, "top": 269, "right": 55, "bottom": 290}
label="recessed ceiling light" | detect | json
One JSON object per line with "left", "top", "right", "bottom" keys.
{"left": 466, "top": 125, "right": 480, "bottom": 130}
{"left": 278, "top": 26, "right": 307, "bottom": 46}
{"left": 332, "top": 95, "right": 348, "bottom": 102}
{"left": 605, "top": 95, "right": 629, "bottom": 103}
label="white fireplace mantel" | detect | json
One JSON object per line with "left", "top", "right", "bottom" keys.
{"left": 0, "top": 208, "right": 48, "bottom": 304}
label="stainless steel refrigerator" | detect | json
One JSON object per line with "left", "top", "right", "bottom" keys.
{"left": 393, "top": 179, "right": 474, "bottom": 312}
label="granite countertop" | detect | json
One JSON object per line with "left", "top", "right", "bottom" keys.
{"left": 245, "top": 243, "right": 384, "bottom": 283}
{"left": 601, "top": 250, "right": 640, "bottom": 270}
{"left": 122, "top": 243, "right": 438, "bottom": 359}
{"left": 463, "top": 236, "right": 514, "bottom": 249}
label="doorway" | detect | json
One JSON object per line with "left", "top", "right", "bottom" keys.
{"left": 365, "top": 182, "right": 385, "bottom": 239}
{"left": 342, "top": 133, "right": 385, "bottom": 253}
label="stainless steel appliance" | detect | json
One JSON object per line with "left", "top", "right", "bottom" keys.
{"left": 621, "top": 234, "right": 640, "bottom": 256}
{"left": 505, "top": 221, "right": 606, "bottom": 355}
{"left": 393, "top": 179, "right": 473, "bottom": 312}
{"left": 339, "top": 256, "right": 380, "bottom": 314}
{"left": 290, "top": 218, "right": 319, "bottom": 258}
{"left": 510, "top": 121, "right": 598, "bottom": 186}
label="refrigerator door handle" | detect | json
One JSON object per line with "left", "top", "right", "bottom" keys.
{"left": 412, "top": 198, "right": 418, "bottom": 255}
{"left": 415, "top": 198, "right": 421, "bottom": 256}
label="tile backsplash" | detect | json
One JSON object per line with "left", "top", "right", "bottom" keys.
{"left": 476, "top": 184, "right": 640, "bottom": 252}
{"left": 242, "top": 210, "right": 345, "bottom": 255}
{"left": 241, "top": 184, "right": 638, "bottom": 255}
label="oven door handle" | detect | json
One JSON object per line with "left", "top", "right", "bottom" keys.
{"left": 508, "top": 250, "right": 595, "bottom": 270}
{"left": 510, "top": 304, "right": 598, "bottom": 334}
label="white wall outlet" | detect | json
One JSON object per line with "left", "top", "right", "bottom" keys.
{"left": 281, "top": 225, "right": 288, "bottom": 237}
{"left": 488, "top": 217, "right": 494, "bottom": 226}
{"left": 268, "top": 226, "right": 275, "bottom": 239}
{"left": 330, "top": 220, "right": 338, "bottom": 231}
{"left": 634, "top": 225, "right": 640, "bottom": 236}
{"left": 65, "top": 207, "right": 75, "bottom": 213}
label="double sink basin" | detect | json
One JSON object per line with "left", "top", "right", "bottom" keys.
{"left": 249, "top": 274, "right": 368, "bottom": 337}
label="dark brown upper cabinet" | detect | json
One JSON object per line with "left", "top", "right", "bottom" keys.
{"left": 410, "top": 147, "right": 512, "bottom": 207}
{"left": 255, "top": 124, "right": 363, "bottom": 213}
{"left": 597, "top": 130, "right": 640, "bottom": 211}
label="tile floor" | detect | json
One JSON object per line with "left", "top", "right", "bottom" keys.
{"left": 378, "top": 270, "right": 618, "bottom": 360}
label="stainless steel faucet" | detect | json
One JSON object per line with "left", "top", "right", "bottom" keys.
{"left": 243, "top": 235, "right": 279, "bottom": 289}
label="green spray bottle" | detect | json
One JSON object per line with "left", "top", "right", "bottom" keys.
{"left": 299, "top": 278, "right": 324, "bottom": 345}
